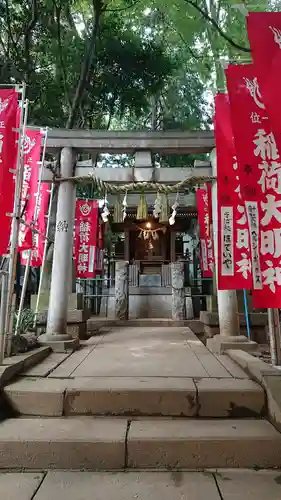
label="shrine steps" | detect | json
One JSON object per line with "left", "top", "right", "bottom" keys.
{"left": 1, "top": 325, "right": 281, "bottom": 471}
{"left": 1, "top": 375, "right": 280, "bottom": 470}
{"left": 3, "top": 376, "right": 265, "bottom": 418}
{"left": 0, "top": 417, "right": 280, "bottom": 470}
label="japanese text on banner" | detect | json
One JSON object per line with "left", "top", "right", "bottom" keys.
{"left": 74, "top": 200, "right": 99, "bottom": 279}
{"left": 247, "top": 12, "right": 281, "bottom": 156}
{"left": 21, "top": 183, "right": 50, "bottom": 267}
{"left": 214, "top": 93, "right": 252, "bottom": 290}
{"left": 0, "top": 89, "right": 18, "bottom": 255}
{"left": 196, "top": 185, "right": 214, "bottom": 278}
{"left": 18, "top": 129, "right": 43, "bottom": 256}
{"left": 226, "top": 64, "right": 281, "bottom": 307}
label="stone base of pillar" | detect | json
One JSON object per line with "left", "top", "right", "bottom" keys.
{"left": 36, "top": 310, "right": 89, "bottom": 341}
{"left": 200, "top": 311, "right": 268, "bottom": 343}
{"left": 31, "top": 292, "right": 84, "bottom": 311}
{"left": 38, "top": 333, "right": 79, "bottom": 353}
{"left": 206, "top": 334, "right": 257, "bottom": 355}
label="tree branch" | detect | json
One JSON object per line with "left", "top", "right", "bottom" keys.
{"left": 66, "top": 0, "right": 103, "bottom": 128}
{"left": 106, "top": 0, "right": 142, "bottom": 12}
{"left": 183, "top": 0, "right": 251, "bottom": 53}
{"left": 24, "top": 0, "right": 39, "bottom": 82}
{"left": 53, "top": 0, "right": 71, "bottom": 111}
{"left": 4, "top": 0, "right": 20, "bottom": 58}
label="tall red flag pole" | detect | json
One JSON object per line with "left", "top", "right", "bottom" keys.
{"left": 5, "top": 87, "right": 28, "bottom": 355}
{"left": 14, "top": 128, "right": 48, "bottom": 337}
{"left": 33, "top": 183, "right": 54, "bottom": 328}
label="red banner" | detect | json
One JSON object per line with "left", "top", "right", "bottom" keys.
{"left": 215, "top": 93, "right": 252, "bottom": 290}
{"left": 21, "top": 183, "right": 50, "bottom": 267}
{"left": 19, "top": 129, "right": 43, "bottom": 254}
{"left": 74, "top": 200, "right": 99, "bottom": 279}
{"left": 0, "top": 89, "right": 18, "bottom": 255}
{"left": 247, "top": 12, "right": 281, "bottom": 155}
{"left": 196, "top": 185, "right": 214, "bottom": 278}
{"left": 226, "top": 64, "right": 281, "bottom": 307}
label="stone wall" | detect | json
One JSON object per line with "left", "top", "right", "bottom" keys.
{"left": 101, "top": 288, "right": 193, "bottom": 320}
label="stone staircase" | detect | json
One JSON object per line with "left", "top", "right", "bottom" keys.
{"left": 1, "top": 368, "right": 281, "bottom": 470}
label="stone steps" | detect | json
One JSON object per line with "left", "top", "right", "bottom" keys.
{"left": 3, "top": 376, "right": 265, "bottom": 418}
{"left": 0, "top": 417, "right": 280, "bottom": 470}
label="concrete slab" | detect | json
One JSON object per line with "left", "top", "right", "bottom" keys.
{"left": 71, "top": 327, "right": 210, "bottom": 378}
{"left": 91, "top": 326, "right": 192, "bottom": 346}
{"left": 262, "top": 375, "right": 281, "bottom": 432}
{"left": 127, "top": 418, "right": 281, "bottom": 469}
{"left": 214, "top": 354, "right": 249, "bottom": 379}
{"left": 71, "top": 345, "right": 209, "bottom": 378}
{"left": 4, "top": 378, "right": 67, "bottom": 416}
{"left": 216, "top": 469, "right": 281, "bottom": 499}
{"left": 64, "top": 377, "right": 197, "bottom": 417}
{"left": 227, "top": 350, "right": 281, "bottom": 383}
{"left": 184, "top": 339, "right": 210, "bottom": 354}
{"left": 0, "top": 417, "right": 127, "bottom": 469}
{"left": 23, "top": 353, "right": 71, "bottom": 377}
{"left": 0, "top": 472, "right": 44, "bottom": 500}
{"left": 207, "top": 335, "right": 257, "bottom": 354}
{"left": 34, "top": 471, "right": 220, "bottom": 500}
{"left": 0, "top": 347, "right": 51, "bottom": 387}
{"left": 3, "top": 347, "right": 50, "bottom": 371}
{"left": 48, "top": 346, "right": 95, "bottom": 378}
{"left": 195, "top": 378, "right": 265, "bottom": 417}
{"left": 195, "top": 353, "right": 233, "bottom": 378}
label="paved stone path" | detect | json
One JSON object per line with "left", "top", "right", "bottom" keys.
{"left": 45, "top": 326, "right": 249, "bottom": 379}
{"left": 1, "top": 470, "right": 281, "bottom": 499}
{"left": 2, "top": 327, "right": 279, "bottom": 491}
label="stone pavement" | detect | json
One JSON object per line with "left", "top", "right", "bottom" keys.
{"left": 2, "top": 326, "right": 281, "bottom": 471}
{"left": 48, "top": 326, "right": 250, "bottom": 379}
{"left": 1, "top": 470, "right": 281, "bottom": 499}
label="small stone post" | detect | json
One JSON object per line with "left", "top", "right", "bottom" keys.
{"left": 171, "top": 261, "right": 185, "bottom": 321}
{"left": 115, "top": 261, "right": 129, "bottom": 320}
{"left": 40, "top": 147, "right": 78, "bottom": 351}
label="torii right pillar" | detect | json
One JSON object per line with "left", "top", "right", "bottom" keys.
{"left": 206, "top": 149, "right": 257, "bottom": 354}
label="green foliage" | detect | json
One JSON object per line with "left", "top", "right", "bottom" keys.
{"left": 0, "top": 0, "right": 176, "bottom": 129}
{"left": 13, "top": 309, "right": 36, "bottom": 335}
{"left": 2, "top": 0, "right": 274, "bottom": 165}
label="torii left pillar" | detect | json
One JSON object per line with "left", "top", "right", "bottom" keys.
{"left": 40, "top": 147, "right": 79, "bottom": 352}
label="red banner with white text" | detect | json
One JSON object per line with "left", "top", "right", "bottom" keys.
{"left": 19, "top": 129, "right": 43, "bottom": 255}
{"left": 196, "top": 185, "right": 214, "bottom": 278}
{"left": 215, "top": 93, "right": 252, "bottom": 290}
{"left": 0, "top": 88, "right": 18, "bottom": 255}
{"left": 247, "top": 12, "right": 281, "bottom": 155}
{"left": 21, "top": 183, "right": 50, "bottom": 267}
{"left": 226, "top": 64, "right": 281, "bottom": 307}
{"left": 74, "top": 200, "right": 99, "bottom": 279}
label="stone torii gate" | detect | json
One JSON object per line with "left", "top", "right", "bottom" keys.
{"left": 38, "top": 129, "right": 240, "bottom": 351}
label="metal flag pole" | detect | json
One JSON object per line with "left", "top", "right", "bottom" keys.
{"left": 267, "top": 308, "right": 281, "bottom": 366}
{"left": 243, "top": 289, "right": 251, "bottom": 340}
{"left": 14, "top": 128, "right": 48, "bottom": 336}
{"left": 5, "top": 89, "right": 28, "bottom": 355}
{"left": 0, "top": 271, "right": 8, "bottom": 364}
{"left": 33, "top": 183, "right": 54, "bottom": 328}
{"left": 14, "top": 249, "right": 31, "bottom": 336}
